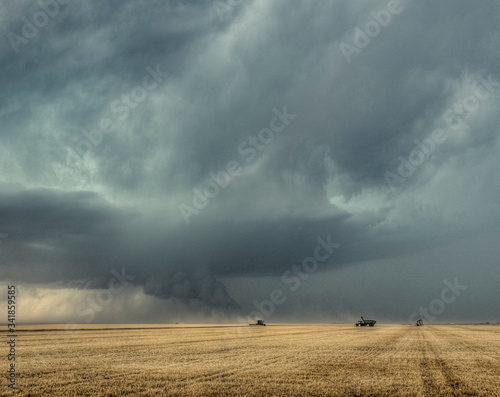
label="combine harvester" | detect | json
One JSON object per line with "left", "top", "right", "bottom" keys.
{"left": 249, "top": 319, "right": 266, "bottom": 326}
{"left": 355, "top": 316, "right": 376, "bottom": 327}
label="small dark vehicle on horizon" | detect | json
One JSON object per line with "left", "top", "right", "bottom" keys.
{"left": 250, "top": 319, "right": 266, "bottom": 326}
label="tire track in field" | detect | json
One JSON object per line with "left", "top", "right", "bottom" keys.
{"left": 183, "top": 327, "right": 359, "bottom": 385}
{"left": 418, "top": 326, "right": 472, "bottom": 395}
{"left": 429, "top": 326, "right": 500, "bottom": 394}
{"left": 309, "top": 326, "right": 409, "bottom": 379}
{"left": 174, "top": 352, "right": 288, "bottom": 386}
{"left": 302, "top": 326, "right": 414, "bottom": 396}
{"left": 351, "top": 326, "right": 415, "bottom": 391}
{"left": 432, "top": 326, "right": 500, "bottom": 362}
{"left": 174, "top": 335, "right": 299, "bottom": 385}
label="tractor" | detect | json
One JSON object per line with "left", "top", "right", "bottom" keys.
{"left": 249, "top": 319, "right": 266, "bottom": 326}
{"left": 355, "top": 316, "right": 376, "bottom": 327}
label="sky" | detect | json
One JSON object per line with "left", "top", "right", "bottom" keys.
{"left": 1, "top": 0, "right": 499, "bottom": 324}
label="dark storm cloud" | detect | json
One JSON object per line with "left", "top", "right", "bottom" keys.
{"left": 1, "top": 0, "right": 500, "bottom": 321}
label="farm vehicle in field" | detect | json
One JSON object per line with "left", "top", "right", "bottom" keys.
{"left": 250, "top": 319, "right": 266, "bottom": 326}
{"left": 355, "top": 316, "right": 376, "bottom": 327}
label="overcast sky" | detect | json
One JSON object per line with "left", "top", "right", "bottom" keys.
{"left": 1, "top": 0, "right": 499, "bottom": 324}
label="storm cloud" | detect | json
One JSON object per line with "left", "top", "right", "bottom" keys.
{"left": 1, "top": 0, "right": 499, "bottom": 323}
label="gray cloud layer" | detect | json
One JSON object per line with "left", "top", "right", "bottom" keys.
{"left": 1, "top": 0, "right": 499, "bottom": 322}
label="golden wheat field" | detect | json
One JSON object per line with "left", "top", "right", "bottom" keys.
{"left": 3, "top": 324, "right": 500, "bottom": 396}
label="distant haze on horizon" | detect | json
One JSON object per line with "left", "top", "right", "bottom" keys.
{"left": 1, "top": 0, "right": 499, "bottom": 325}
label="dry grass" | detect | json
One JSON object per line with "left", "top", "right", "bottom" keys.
{"left": 3, "top": 324, "right": 499, "bottom": 396}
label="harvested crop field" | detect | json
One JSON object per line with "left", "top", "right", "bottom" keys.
{"left": 4, "top": 324, "right": 500, "bottom": 396}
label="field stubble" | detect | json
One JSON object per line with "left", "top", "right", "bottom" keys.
{"left": 2, "top": 324, "right": 499, "bottom": 396}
